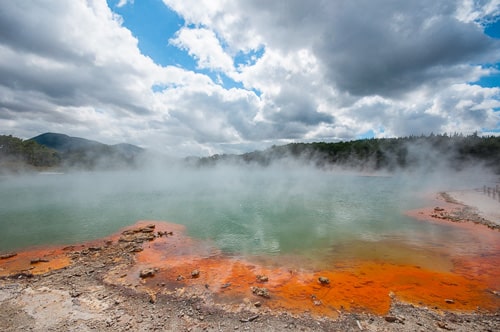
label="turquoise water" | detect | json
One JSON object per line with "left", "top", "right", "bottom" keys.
{"left": 0, "top": 167, "right": 482, "bottom": 260}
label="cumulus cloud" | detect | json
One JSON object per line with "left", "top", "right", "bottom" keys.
{"left": 0, "top": 1, "right": 262, "bottom": 155}
{"left": 164, "top": 0, "right": 500, "bottom": 138}
{"left": 0, "top": 0, "right": 499, "bottom": 156}
{"left": 314, "top": 1, "right": 498, "bottom": 97}
{"left": 170, "top": 27, "right": 234, "bottom": 72}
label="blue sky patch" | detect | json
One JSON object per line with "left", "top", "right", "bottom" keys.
{"left": 107, "top": 0, "right": 197, "bottom": 70}
{"left": 477, "top": 20, "right": 500, "bottom": 89}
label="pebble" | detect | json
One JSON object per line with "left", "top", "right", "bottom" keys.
{"left": 251, "top": 286, "right": 270, "bottom": 298}
{"left": 256, "top": 275, "right": 268, "bottom": 282}
{"left": 318, "top": 276, "right": 330, "bottom": 285}
{"left": 139, "top": 268, "right": 157, "bottom": 278}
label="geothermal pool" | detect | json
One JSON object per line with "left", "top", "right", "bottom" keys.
{"left": 0, "top": 168, "right": 491, "bottom": 258}
{"left": 1, "top": 167, "right": 499, "bottom": 314}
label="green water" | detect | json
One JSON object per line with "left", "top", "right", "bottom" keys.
{"left": 0, "top": 167, "right": 485, "bottom": 262}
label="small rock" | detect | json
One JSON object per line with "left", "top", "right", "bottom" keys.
{"left": 254, "top": 301, "right": 262, "bottom": 307}
{"left": 384, "top": 316, "right": 398, "bottom": 323}
{"left": 191, "top": 269, "right": 200, "bottom": 278}
{"left": 30, "top": 258, "right": 50, "bottom": 264}
{"left": 240, "top": 314, "right": 260, "bottom": 323}
{"left": 69, "top": 290, "right": 81, "bottom": 298}
{"left": 256, "top": 274, "right": 268, "bottom": 282}
{"left": 142, "top": 224, "right": 156, "bottom": 232}
{"left": 251, "top": 286, "right": 270, "bottom": 298}
{"left": 141, "top": 227, "right": 155, "bottom": 233}
{"left": 13, "top": 271, "right": 33, "bottom": 278}
{"left": 128, "top": 246, "right": 143, "bottom": 253}
{"left": 176, "top": 275, "right": 185, "bottom": 281}
{"left": 445, "top": 299, "right": 455, "bottom": 304}
{"left": 318, "top": 276, "right": 330, "bottom": 285}
{"left": 0, "top": 252, "right": 17, "bottom": 260}
{"left": 437, "top": 321, "right": 453, "bottom": 330}
{"left": 139, "top": 268, "right": 158, "bottom": 278}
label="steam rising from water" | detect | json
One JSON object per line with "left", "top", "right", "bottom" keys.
{"left": 0, "top": 162, "right": 495, "bottom": 262}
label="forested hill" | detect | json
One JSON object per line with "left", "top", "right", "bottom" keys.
{"left": 0, "top": 133, "right": 145, "bottom": 172}
{"left": 0, "top": 135, "right": 60, "bottom": 171}
{"left": 193, "top": 134, "right": 500, "bottom": 173}
{"left": 30, "top": 133, "right": 145, "bottom": 169}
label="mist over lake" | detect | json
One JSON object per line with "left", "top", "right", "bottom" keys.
{"left": 1, "top": 166, "right": 492, "bottom": 267}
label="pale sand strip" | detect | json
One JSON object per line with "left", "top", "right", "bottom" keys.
{"left": 447, "top": 189, "right": 500, "bottom": 225}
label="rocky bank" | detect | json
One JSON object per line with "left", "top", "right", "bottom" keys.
{"left": 1, "top": 221, "right": 499, "bottom": 331}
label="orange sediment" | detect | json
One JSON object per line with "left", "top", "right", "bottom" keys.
{"left": 2, "top": 220, "right": 499, "bottom": 317}
{"left": 129, "top": 221, "right": 499, "bottom": 316}
{"left": 0, "top": 247, "right": 71, "bottom": 277}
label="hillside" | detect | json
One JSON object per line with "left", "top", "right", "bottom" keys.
{"left": 0, "top": 133, "right": 145, "bottom": 172}
{"left": 30, "top": 133, "right": 145, "bottom": 170}
{"left": 0, "top": 135, "right": 60, "bottom": 172}
{"left": 31, "top": 133, "right": 105, "bottom": 153}
{"left": 193, "top": 134, "right": 500, "bottom": 174}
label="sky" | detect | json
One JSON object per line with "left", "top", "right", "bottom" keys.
{"left": 1, "top": 0, "right": 500, "bottom": 156}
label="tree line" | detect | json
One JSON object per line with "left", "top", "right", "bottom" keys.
{"left": 0, "top": 135, "right": 60, "bottom": 170}
{"left": 194, "top": 134, "right": 500, "bottom": 173}
{"left": 2, "top": 133, "right": 500, "bottom": 173}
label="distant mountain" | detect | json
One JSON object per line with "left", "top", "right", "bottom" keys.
{"left": 31, "top": 133, "right": 109, "bottom": 153}
{"left": 30, "top": 133, "right": 145, "bottom": 170}
{"left": 112, "top": 143, "right": 145, "bottom": 158}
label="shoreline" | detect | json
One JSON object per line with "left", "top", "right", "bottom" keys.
{"left": 1, "top": 191, "right": 500, "bottom": 330}
{"left": 444, "top": 189, "right": 500, "bottom": 226}
{"left": 406, "top": 189, "right": 500, "bottom": 231}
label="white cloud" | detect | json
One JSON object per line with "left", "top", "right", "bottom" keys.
{"left": 456, "top": 0, "right": 500, "bottom": 23}
{"left": 170, "top": 27, "right": 234, "bottom": 73}
{"left": 116, "top": 0, "right": 134, "bottom": 8}
{"left": 0, "top": 0, "right": 499, "bottom": 156}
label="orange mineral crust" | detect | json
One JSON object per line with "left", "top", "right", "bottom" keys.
{"left": 2, "top": 220, "right": 499, "bottom": 317}
{"left": 121, "top": 221, "right": 500, "bottom": 316}
{"left": 0, "top": 247, "right": 71, "bottom": 277}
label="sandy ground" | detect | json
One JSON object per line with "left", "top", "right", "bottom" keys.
{"left": 1, "top": 195, "right": 499, "bottom": 331}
